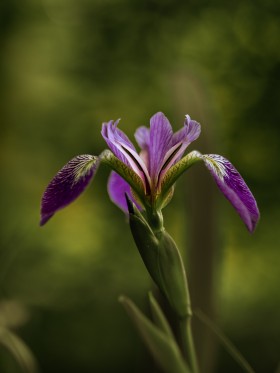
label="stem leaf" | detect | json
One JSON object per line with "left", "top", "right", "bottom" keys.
{"left": 148, "top": 291, "right": 174, "bottom": 340}
{"left": 0, "top": 326, "right": 39, "bottom": 373}
{"left": 119, "top": 295, "right": 191, "bottom": 373}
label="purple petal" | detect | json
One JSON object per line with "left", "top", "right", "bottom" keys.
{"left": 108, "top": 171, "right": 142, "bottom": 213}
{"left": 172, "top": 115, "right": 201, "bottom": 146}
{"left": 101, "top": 119, "right": 150, "bottom": 186}
{"left": 135, "top": 126, "right": 150, "bottom": 150}
{"left": 134, "top": 126, "right": 150, "bottom": 171}
{"left": 203, "top": 154, "right": 260, "bottom": 232}
{"left": 157, "top": 116, "right": 201, "bottom": 184}
{"left": 149, "top": 112, "right": 173, "bottom": 179}
{"left": 40, "top": 155, "right": 99, "bottom": 225}
{"left": 101, "top": 119, "right": 136, "bottom": 167}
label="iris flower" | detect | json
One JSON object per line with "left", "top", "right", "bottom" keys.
{"left": 40, "top": 112, "right": 259, "bottom": 232}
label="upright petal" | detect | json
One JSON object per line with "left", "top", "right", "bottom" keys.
{"left": 102, "top": 120, "right": 150, "bottom": 188}
{"left": 108, "top": 171, "right": 142, "bottom": 213}
{"left": 40, "top": 155, "right": 99, "bottom": 225}
{"left": 149, "top": 112, "right": 173, "bottom": 179}
{"left": 135, "top": 126, "right": 150, "bottom": 170}
{"left": 172, "top": 115, "right": 201, "bottom": 146}
{"left": 157, "top": 116, "right": 201, "bottom": 184}
{"left": 203, "top": 154, "right": 260, "bottom": 232}
{"left": 101, "top": 119, "right": 135, "bottom": 166}
{"left": 135, "top": 126, "right": 150, "bottom": 150}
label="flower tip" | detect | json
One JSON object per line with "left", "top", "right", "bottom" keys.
{"left": 184, "top": 114, "right": 194, "bottom": 126}
{"left": 39, "top": 213, "right": 53, "bottom": 226}
{"left": 113, "top": 118, "right": 121, "bottom": 128}
{"left": 248, "top": 213, "right": 260, "bottom": 234}
{"left": 151, "top": 111, "right": 167, "bottom": 122}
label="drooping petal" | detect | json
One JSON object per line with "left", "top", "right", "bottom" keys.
{"left": 108, "top": 171, "right": 142, "bottom": 213}
{"left": 149, "top": 112, "right": 173, "bottom": 179}
{"left": 101, "top": 120, "right": 150, "bottom": 189}
{"left": 40, "top": 155, "right": 99, "bottom": 225}
{"left": 202, "top": 154, "right": 260, "bottom": 232}
{"left": 159, "top": 150, "right": 260, "bottom": 232}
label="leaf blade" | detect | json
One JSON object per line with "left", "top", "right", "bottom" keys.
{"left": 119, "top": 295, "right": 191, "bottom": 373}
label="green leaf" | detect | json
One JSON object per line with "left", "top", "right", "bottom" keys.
{"left": 148, "top": 292, "right": 174, "bottom": 340}
{"left": 0, "top": 326, "right": 39, "bottom": 373}
{"left": 194, "top": 309, "right": 255, "bottom": 373}
{"left": 119, "top": 296, "right": 191, "bottom": 373}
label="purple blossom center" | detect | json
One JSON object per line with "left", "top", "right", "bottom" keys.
{"left": 102, "top": 112, "right": 201, "bottom": 195}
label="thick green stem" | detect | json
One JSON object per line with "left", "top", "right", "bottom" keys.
{"left": 146, "top": 208, "right": 164, "bottom": 234}
{"left": 127, "top": 199, "right": 199, "bottom": 372}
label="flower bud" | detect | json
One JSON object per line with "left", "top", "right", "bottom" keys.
{"left": 156, "top": 230, "right": 191, "bottom": 318}
{"left": 125, "top": 194, "right": 162, "bottom": 288}
{"left": 126, "top": 194, "right": 191, "bottom": 318}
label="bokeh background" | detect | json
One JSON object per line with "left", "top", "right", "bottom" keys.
{"left": 1, "top": 0, "right": 280, "bottom": 372}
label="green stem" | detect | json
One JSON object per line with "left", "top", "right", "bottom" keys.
{"left": 142, "top": 207, "right": 199, "bottom": 372}
{"left": 178, "top": 316, "right": 199, "bottom": 373}
{"left": 146, "top": 208, "right": 164, "bottom": 234}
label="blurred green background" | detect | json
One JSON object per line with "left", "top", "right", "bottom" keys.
{"left": 1, "top": 0, "right": 279, "bottom": 372}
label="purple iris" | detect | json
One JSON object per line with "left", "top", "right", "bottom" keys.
{"left": 40, "top": 112, "right": 259, "bottom": 232}
{"left": 102, "top": 113, "right": 201, "bottom": 212}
